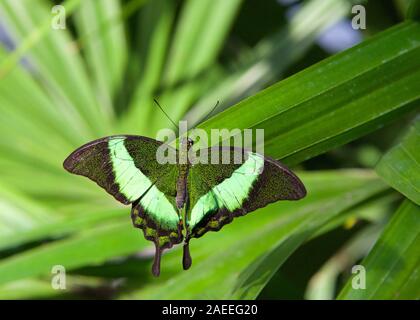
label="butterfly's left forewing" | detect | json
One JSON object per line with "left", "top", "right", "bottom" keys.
{"left": 187, "top": 147, "right": 306, "bottom": 240}
{"left": 63, "top": 135, "right": 182, "bottom": 276}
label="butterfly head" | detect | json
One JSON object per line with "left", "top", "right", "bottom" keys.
{"left": 181, "top": 137, "right": 194, "bottom": 150}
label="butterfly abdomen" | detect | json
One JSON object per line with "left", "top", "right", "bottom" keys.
{"left": 176, "top": 163, "right": 189, "bottom": 209}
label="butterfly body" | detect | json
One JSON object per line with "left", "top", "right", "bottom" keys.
{"left": 176, "top": 168, "right": 188, "bottom": 209}
{"left": 64, "top": 135, "right": 306, "bottom": 276}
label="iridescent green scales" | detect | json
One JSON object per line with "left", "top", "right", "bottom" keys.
{"left": 189, "top": 153, "right": 264, "bottom": 228}
{"left": 109, "top": 137, "right": 179, "bottom": 230}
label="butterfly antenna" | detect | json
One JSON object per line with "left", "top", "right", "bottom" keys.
{"left": 201, "top": 100, "right": 219, "bottom": 124}
{"left": 190, "top": 100, "right": 220, "bottom": 131}
{"left": 154, "top": 99, "right": 179, "bottom": 130}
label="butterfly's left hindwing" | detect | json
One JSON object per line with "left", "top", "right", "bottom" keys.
{"left": 187, "top": 147, "right": 306, "bottom": 240}
{"left": 63, "top": 135, "right": 182, "bottom": 276}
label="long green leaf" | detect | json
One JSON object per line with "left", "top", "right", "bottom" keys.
{"left": 0, "top": 48, "right": 87, "bottom": 146}
{"left": 120, "top": 171, "right": 387, "bottom": 299}
{"left": 74, "top": 0, "right": 128, "bottom": 116}
{"left": 164, "top": 0, "right": 242, "bottom": 86}
{"left": 196, "top": 22, "right": 420, "bottom": 165}
{"left": 407, "top": 0, "right": 420, "bottom": 19}
{"left": 338, "top": 199, "right": 420, "bottom": 299}
{"left": 0, "top": 221, "right": 144, "bottom": 287}
{"left": 0, "top": 276, "right": 105, "bottom": 300}
{"left": 0, "top": 208, "right": 125, "bottom": 251}
{"left": 0, "top": 182, "right": 56, "bottom": 236}
{"left": 228, "top": 180, "right": 387, "bottom": 300}
{"left": 121, "top": 0, "right": 176, "bottom": 134}
{"left": 0, "top": 171, "right": 377, "bottom": 290}
{"left": 144, "top": 0, "right": 243, "bottom": 132}
{"left": 185, "top": 0, "right": 356, "bottom": 125}
{"left": 0, "top": 0, "right": 110, "bottom": 136}
{"left": 305, "top": 224, "right": 384, "bottom": 300}
{"left": 376, "top": 116, "right": 420, "bottom": 205}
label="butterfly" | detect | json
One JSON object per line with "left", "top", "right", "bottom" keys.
{"left": 63, "top": 135, "right": 306, "bottom": 276}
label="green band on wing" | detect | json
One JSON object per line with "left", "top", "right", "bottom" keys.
{"left": 109, "top": 138, "right": 151, "bottom": 202}
{"left": 109, "top": 138, "right": 179, "bottom": 229}
{"left": 190, "top": 153, "right": 264, "bottom": 228}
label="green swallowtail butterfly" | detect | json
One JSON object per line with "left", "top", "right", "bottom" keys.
{"left": 63, "top": 135, "right": 306, "bottom": 276}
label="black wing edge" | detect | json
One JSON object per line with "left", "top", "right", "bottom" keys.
{"left": 211, "top": 146, "right": 307, "bottom": 200}
{"left": 63, "top": 135, "right": 169, "bottom": 205}
{"left": 263, "top": 155, "right": 307, "bottom": 200}
{"left": 63, "top": 134, "right": 166, "bottom": 172}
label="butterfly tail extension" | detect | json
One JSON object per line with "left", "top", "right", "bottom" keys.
{"left": 152, "top": 243, "right": 162, "bottom": 277}
{"left": 182, "top": 239, "right": 192, "bottom": 270}
{"left": 181, "top": 196, "right": 193, "bottom": 270}
{"left": 131, "top": 201, "right": 183, "bottom": 277}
